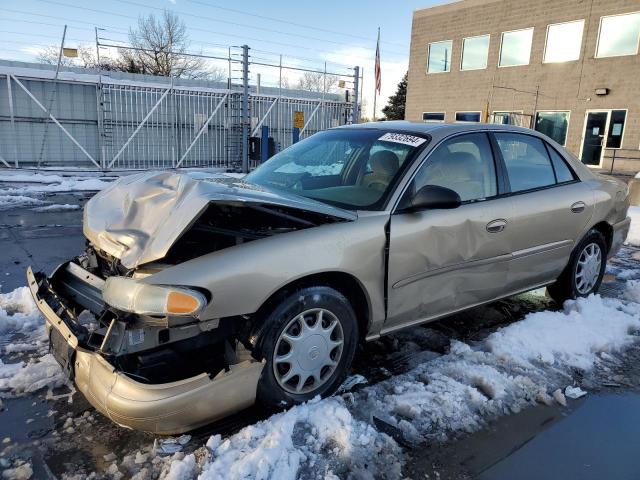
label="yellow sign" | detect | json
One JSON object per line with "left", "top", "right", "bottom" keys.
{"left": 338, "top": 80, "right": 346, "bottom": 88}
{"left": 293, "top": 111, "right": 304, "bottom": 129}
{"left": 62, "top": 48, "right": 78, "bottom": 58}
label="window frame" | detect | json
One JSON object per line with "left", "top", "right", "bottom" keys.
{"left": 460, "top": 34, "right": 491, "bottom": 71}
{"left": 422, "top": 112, "right": 446, "bottom": 123}
{"left": 489, "top": 131, "right": 579, "bottom": 197}
{"left": 534, "top": 110, "right": 571, "bottom": 146}
{"left": 455, "top": 111, "right": 483, "bottom": 123}
{"left": 426, "top": 40, "right": 454, "bottom": 74}
{"left": 498, "top": 27, "right": 534, "bottom": 67}
{"left": 595, "top": 11, "right": 640, "bottom": 59}
{"left": 543, "top": 19, "right": 585, "bottom": 63}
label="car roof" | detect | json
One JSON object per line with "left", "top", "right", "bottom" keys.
{"left": 336, "top": 120, "right": 536, "bottom": 137}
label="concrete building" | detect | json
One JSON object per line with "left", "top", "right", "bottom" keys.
{"left": 406, "top": 0, "right": 640, "bottom": 173}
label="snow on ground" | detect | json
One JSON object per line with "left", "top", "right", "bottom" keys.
{"left": 626, "top": 206, "right": 640, "bottom": 247}
{"left": 0, "top": 172, "right": 113, "bottom": 210}
{"left": 31, "top": 204, "right": 80, "bottom": 213}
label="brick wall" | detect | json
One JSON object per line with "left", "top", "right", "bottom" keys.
{"left": 406, "top": 0, "right": 640, "bottom": 171}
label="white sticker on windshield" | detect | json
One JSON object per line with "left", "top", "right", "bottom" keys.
{"left": 378, "top": 132, "right": 427, "bottom": 147}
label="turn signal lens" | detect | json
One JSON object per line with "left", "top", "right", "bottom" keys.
{"left": 102, "top": 277, "right": 206, "bottom": 317}
{"left": 167, "top": 291, "right": 201, "bottom": 314}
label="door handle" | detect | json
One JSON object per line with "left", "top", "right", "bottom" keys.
{"left": 486, "top": 219, "right": 507, "bottom": 233}
{"left": 571, "top": 201, "right": 586, "bottom": 213}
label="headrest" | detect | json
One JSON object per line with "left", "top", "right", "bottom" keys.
{"left": 370, "top": 150, "right": 400, "bottom": 175}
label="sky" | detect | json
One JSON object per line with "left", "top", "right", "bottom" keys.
{"left": 0, "top": 0, "right": 446, "bottom": 118}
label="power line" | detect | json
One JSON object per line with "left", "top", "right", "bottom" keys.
{"left": 184, "top": 0, "right": 408, "bottom": 49}
{"left": 107, "top": 0, "right": 408, "bottom": 57}
{"left": 30, "top": 0, "right": 406, "bottom": 62}
{"left": 3, "top": 7, "right": 129, "bottom": 33}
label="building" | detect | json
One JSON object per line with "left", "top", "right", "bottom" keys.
{"left": 406, "top": 0, "right": 640, "bottom": 173}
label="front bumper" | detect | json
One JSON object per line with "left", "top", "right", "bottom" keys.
{"left": 27, "top": 266, "right": 264, "bottom": 434}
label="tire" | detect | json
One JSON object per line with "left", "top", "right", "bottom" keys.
{"left": 547, "top": 229, "right": 607, "bottom": 305}
{"left": 255, "top": 286, "right": 359, "bottom": 409}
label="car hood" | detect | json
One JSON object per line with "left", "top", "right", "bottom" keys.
{"left": 83, "top": 171, "right": 356, "bottom": 269}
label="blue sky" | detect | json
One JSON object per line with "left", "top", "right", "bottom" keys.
{"left": 0, "top": 0, "right": 445, "bottom": 116}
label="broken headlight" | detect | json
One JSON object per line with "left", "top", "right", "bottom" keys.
{"left": 102, "top": 277, "right": 207, "bottom": 317}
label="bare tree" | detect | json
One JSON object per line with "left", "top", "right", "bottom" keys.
{"left": 296, "top": 71, "right": 339, "bottom": 93}
{"left": 37, "top": 45, "right": 134, "bottom": 71}
{"left": 121, "top": 10, "right": 208, "bottom": 78}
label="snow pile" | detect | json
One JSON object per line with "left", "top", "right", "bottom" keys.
{"left": 0, "top": 287, "right": 42, "bottom": 336}
{"left": 0, "top": 173, "right": 112, "bottom": 210}
{"left": 31, "top": 204, "right": 80, "bottom": 213}
{"left": 356, "top": 294, "right": 639, "bottom": 444}
{"left": 0, "top": 287, "right": 67, "bottom": 396}
{"left": 627, "top": 206, "right": 640, "bottom": 246}
{"left": 199, "top": 397, "right": 401, "bottom": 480}
{"left": 0, "top": 354, "right": 68, "bottom": 394}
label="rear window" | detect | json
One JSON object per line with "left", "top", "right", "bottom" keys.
{"left": 495, "top": 133, "right": 555, "bottom": 192}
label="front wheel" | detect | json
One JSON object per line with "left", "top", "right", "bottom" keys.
{"left": 255, "top": 286, "right": 359, "bottom": 408}
{"left": 547, "top": 229, "right": 607, "bottom": 305}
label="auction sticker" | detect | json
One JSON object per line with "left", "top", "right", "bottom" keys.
{"left": 378, "top": 132, "right": 427, "bottom": 147}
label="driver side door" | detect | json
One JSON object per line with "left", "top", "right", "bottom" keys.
{"left": 384, "top": 132, "right": 514, "bottom": 333}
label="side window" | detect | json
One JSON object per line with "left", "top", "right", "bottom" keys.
{"left": 495, "top": 133, "right": 555, "bottom": 192}
{"left": 546, "top": 145, "right": 576, "bottom": 183}
{"left": 411, "top": 133, "right": 497, "bottom": 202}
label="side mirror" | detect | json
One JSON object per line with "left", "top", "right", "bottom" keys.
{"left": 404, "top": 185, "right": 461, "bottom": 212}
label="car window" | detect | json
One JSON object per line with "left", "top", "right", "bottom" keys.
{"left": 495, "top": 133, "right": 555, "bottom": 192}
{"left": 546, "top": 145, "right": 575, "bottom": 183}
{"left": 246, "top": 129, "right": 429, "bottom": 210}
{"left": 409, "top": 133, "right": 497, "bottom": 202}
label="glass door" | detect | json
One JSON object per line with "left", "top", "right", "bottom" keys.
{"left": 580, "top": 112, "right": 608, "bottom": 166}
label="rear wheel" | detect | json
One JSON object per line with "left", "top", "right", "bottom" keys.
{"left": 255, "top": 286, "right": 358, "bottom": 408}
{"left": 547, "top": 229, "right": 607, "bottom": 305}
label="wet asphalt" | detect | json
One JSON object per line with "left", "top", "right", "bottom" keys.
{"left": 1, "top": 190, "right": 640, "bottom": 479}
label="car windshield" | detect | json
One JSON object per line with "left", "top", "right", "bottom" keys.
{"left": 245, "top": 129, "right": 429, "bottom": 210}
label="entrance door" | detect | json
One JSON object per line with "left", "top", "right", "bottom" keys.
{"left": 580, "top": 112, "right": 608, "bottom": 166}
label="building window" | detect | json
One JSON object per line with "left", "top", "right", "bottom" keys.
{"left": 535, "top": 111, "right": 570, "bottom": 145}
{"left": 455, "top": 111, "right": 482, "bottom": 122}
{"left": 499, "top": 28, "right": 534, "bottom": 66}
{"left": 606, "top": 110, "right": 627, "bottom": 148}
{"left": 461, "top": 35, "right": 490, "bottom": 70}
{"left": 596, "top": 12, "right": 640, "bottom": 58}
{"left": 544, "top": 20, "right": 584, "bottom": 63}
{"left": 427, "top": 40, "right": 453, "bottom": 73}
{"left": 423, "top": 112, "right": 445, "bottom": 122}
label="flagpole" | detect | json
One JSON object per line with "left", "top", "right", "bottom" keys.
{"left": 372, "top": 27, "right": 380, "bottom": 121}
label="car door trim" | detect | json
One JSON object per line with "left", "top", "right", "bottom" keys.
{"left": 392, "top": 239, "right": 572, "bottom": 289}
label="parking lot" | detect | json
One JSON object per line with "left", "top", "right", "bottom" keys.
{"left": 2, "top": 177, "right": 640, "bottom": 479}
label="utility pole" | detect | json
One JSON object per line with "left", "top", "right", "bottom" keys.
{"left": 38, "top": 25, "right": 67, "bottom": 167}
{"left": 241, "top": 44, "right": 250, "bottom": 173}
{"left": 95, "top": 27, "right": 100, "bottom": 66}
{"left": 352, "top": 66, "right": 360, "bottom": 124}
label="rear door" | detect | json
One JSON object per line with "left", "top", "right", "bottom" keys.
{"left": 491, "top": 132, "right": 593, "bottom": 290}
{"left": 385, "top": 132, "right": 514, "bottom": 333}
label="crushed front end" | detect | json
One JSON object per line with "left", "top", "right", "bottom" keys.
{"left": 27, "top": 245, "right": 263, "bottom": 434}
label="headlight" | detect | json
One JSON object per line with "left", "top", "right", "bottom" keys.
{"left": 102, "top": 277, "right": 207, "bottom": 317}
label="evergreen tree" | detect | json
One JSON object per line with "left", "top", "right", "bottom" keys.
{"left": 382, "top": 73, "right": 407, "bottom": 120}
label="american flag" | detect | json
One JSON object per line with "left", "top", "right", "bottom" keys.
{"left": 374, "top": 29, "right": 381, "bottom": 93}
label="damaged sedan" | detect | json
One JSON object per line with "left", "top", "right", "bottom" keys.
{"left": 28, "top": 122, "right": 630, "bottom": 433}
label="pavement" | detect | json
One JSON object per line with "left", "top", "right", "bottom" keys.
{"left": 1, "top": 189, "right": 640, "bottom": 479}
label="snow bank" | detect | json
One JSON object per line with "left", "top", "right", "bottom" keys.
{"left": 199, "top": 397, "right": 401, "bottom": 480}
{"left": 627, "top": 206, "right": 640, "bottom": 246}
{"left": 0, "top": 354, "right": 68, "bottom": 394}
{"left": 31, "top": 204, "right": 81, "bottom": 213}
{"left": 0, "top": 287, "right": 41, "bottom": 336}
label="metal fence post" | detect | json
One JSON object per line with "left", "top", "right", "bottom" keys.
{"left": 261, "top": 125, "right": 269, "bottom": 164}
{"left": 241, "top": 44, "right": 250, "bottom": 173}
{"left": 352, "top": 66, "right": 360, "bottom": 124}
{"left": 6, "top": 74, "right": 18, "bottom": 167}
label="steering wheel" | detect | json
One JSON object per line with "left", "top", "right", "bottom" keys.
{"left": 291, "top": 172, "right": 312, "bottom": 190}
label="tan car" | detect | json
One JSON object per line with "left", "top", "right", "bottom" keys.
{"left": 28, "top": 122, "right": 630, "bottom": 434}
